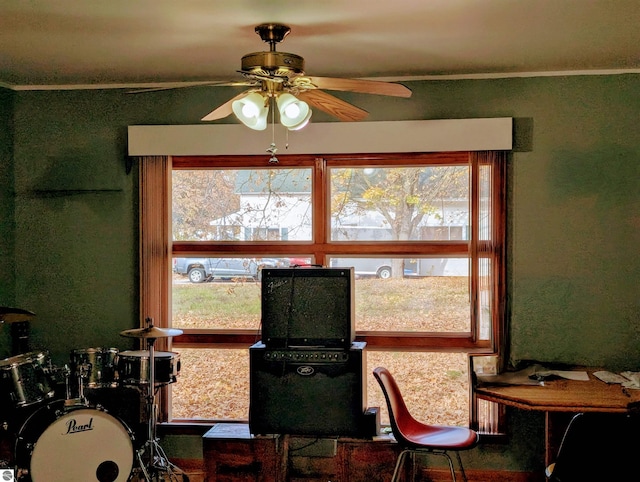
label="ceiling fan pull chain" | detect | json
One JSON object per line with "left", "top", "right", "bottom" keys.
{"left": 271, "top": 96, "right": 276, "bottom": 144}
{"left": 267, "top": 97, "right": 279, "bottom": 164}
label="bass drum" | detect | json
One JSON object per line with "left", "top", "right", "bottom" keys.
{"left": 15, "top": 399, "right": 134, "bottom": 482}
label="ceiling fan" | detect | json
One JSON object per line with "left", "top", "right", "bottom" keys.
{"left": 197, "top": 23, "right": 412, "bottom": 130}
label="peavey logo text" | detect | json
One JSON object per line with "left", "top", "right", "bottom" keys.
{"left": 296, "top": 366, "right": 315, "bottom": 376}
{"left": 65, "top": 417, "right": 94, "bottom": 435}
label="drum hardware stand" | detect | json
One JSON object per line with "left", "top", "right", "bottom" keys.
{"left": 121, "top": 319, "right": 187, "bottom": 482}
{"left": 65, "top": 362, "right": 91, "bottom": 408}
{"left": 61, "top": 364, "right": 72, "bottom": 400}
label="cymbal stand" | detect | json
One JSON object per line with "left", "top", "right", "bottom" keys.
{"left": 134, "top": 333, "right": 188, "bottom": 482}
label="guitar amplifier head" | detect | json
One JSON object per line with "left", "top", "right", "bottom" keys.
{"left": 260, "top": 267, "right": 355, "bottom": 348}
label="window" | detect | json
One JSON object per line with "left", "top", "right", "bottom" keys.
{"left": 141, "top": 151, "right": 506, "bottom": 430}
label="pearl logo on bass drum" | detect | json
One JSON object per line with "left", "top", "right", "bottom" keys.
{"left": 296, "top": 366, "right": 315, "bottom": 376}
{"left": 65, "top": 417, "right": 94, "bottom": 434}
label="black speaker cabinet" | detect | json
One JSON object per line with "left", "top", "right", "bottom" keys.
{"left": 260, "top": 267, "right": 355, "bottom": 348}
{"left": 249, "top": 341, "right": 367, "bottom": 437}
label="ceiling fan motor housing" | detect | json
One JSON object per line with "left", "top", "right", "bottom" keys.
{"left": 241, "top": 51, "right": 305, "bottom": 77}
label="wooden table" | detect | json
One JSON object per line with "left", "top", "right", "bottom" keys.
{"left": 475, "top": 374, "right": 640, "bottom": 413}
{"left": 474, "top": 371, "right": 640, "bottom": 466}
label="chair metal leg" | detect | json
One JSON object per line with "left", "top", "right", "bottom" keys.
{"left": 442, "top": 452, "right": 457, "bottom": 481}
{"left": 428, "top": 451, "right": 457, "bottom": 482}
{"left": 392, "top": 449, "right": 468, "bottom": 482}
{"left": 391, "top": 449, "right": 411, "bottom": 482}
{"left": 454, "top": 451, "right": 468, "bottom": 482}
{"left": 410, "top": 451, "right": 417, "bottom": 482}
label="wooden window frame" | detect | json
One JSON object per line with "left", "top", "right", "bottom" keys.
{"left": 140, "top": 150, "right": 507, "bottom": 431}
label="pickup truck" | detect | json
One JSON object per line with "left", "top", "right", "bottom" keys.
{"left": 173, "top": 257, "right": 277, "bottom": 283}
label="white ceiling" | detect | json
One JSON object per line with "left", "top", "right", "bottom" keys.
{"left": 1, "top": 0, "right": 639, "bottom": 90}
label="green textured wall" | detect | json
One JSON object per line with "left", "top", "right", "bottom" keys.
{"left": 0, "top": 88, "right": 15, "bottom": 356}
{"left": 4, "top": 74, "right": 640, "bottom": 473}
{"left": 11, "top": 90, "right": 140, "bottom": 358}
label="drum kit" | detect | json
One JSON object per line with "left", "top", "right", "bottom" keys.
{"left": 0, "top": 309, "right": 188, "bottom": 482}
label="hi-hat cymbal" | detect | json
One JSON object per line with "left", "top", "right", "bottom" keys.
{"left": 0, "top": 306, "right": 36, "bottom": 323}
{"left": 120, "top": 326, "right": 183, "bottom": 339}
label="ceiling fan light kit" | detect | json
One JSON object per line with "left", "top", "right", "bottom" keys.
{"left": 277, "top": 93, "right": 312, "bottom": 130}
{"left": 231, "top": 91, "right": 269, "bottom": 130}
{"left": 199, "top": 23, "right": 412, "bottom": 131}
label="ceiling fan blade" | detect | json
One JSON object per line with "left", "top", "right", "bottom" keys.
{"left": 301, "top": 76, "right": 411, "bottom": 98}
{"left": 201, "top": 91, "right": 251, "bottom": 121}
{"left": 297, "top": 90, "right": 369, "bottom": 122}
{"left": 128, "top": 80, "right": 255, "bottom": 94}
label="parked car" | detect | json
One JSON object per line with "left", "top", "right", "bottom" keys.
{"left": 330, "top": 257, "right": 466, "bottom": 278}
{"left": 285, "top": 257, "right": 314, "bottom": 267}
{"left": 330, "top": 258, "right": 393, "bottom": 279}
{"left": 173, "top": 257, "right": 277, "bottom": 283}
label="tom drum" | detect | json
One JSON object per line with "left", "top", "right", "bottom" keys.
{"left": 117, "top": 350, "right": 180, "bottom": 386}
{"left": 0, "top": 351, "right": 55, "bottom": 409}
{"left": 70, "top": 347, "right": 119, "bottom": 389}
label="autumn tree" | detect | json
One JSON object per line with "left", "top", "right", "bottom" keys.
{"left": 332, "top": 166, "right": 468, "bottom": 277}
{"left": 172, "top": 170, "right": 238, "bottom": 240}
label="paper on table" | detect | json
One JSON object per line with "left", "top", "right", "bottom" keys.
{"left": 592, "top": 370, "right": 640, "bottom": 388}
{"left": 476, "top": 367, "right": 543, "bottom": 386}
{"left": 535, "top": 370, "right": 590, "bottom": 381}
{"left": 593, "top": 370, "right": 630, "bottom": 384}
{"left": 476, "top": 364, "right": 589, "bottom": 386}
{"left": 620, "top": 371, "right": 640, "bottom": 389}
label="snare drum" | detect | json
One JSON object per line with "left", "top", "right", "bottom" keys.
{"left": 70, "top": 347, "right": 118, "bottom": 388}
{"left": 117, "top": 350, "right": 180, "bottom": 386}
{"left": 16, "top": 399, "right": 134, "bottom": 482}
{"left": 0, "top": 351, "right": 55, "bottom": 408}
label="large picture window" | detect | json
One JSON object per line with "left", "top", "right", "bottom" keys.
{"left": 142, "top": 151, "right": 506, "bottom": 430}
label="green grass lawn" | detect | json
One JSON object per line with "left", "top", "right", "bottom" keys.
{"left": 172, "top": 276, "right": 470, "bottom": 332}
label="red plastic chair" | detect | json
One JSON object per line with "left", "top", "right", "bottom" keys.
{"left": 373, "top": 367, "right": 479, "bottom": 482}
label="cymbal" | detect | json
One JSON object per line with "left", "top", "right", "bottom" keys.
{"left": 0, "top": 306, "right": 36, "bottom": 323}
{"left": 120, "top": 326, "right": 183, "bottom": 339}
